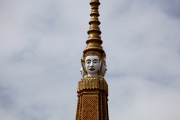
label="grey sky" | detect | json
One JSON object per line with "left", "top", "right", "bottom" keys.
{"left": 0, "top": 0, "right": 180, "bottom": 120}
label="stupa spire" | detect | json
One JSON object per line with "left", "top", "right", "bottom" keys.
{"left": 84, "top": 0, "right": 104, "bottom": 55}
{"left": 75, "top": 0, "right": 109, "bottom": 120}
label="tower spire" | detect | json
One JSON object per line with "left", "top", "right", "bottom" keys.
{"left": 84, "top": 0, "right": 104, "bottom": 55}
{"left": 76, "top": 0, "right": 109, "bottom": 120}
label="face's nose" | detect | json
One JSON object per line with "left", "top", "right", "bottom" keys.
{"left": 90, "top": 62, "right": 94, "bottom": 67}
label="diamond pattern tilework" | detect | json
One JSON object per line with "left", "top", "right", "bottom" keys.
{"left": 81, "top": 95, "right": 98, "bottom": 120}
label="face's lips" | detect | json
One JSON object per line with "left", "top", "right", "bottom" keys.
{"left": 89, "top": 68, "right": 95, "bottom": 71}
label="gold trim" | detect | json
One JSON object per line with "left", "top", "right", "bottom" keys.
{"left": 78, "top": 77, "right": 108, "bottom": 95}
{"left": 83, "top": 0, "right": 105, "bottom": 55}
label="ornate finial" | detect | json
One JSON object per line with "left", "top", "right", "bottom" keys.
{"left": 80, "top": 0, "right": 107, "bottom": 78}
{"left": 83, "top": 0, "right": 104, "bottom": 54}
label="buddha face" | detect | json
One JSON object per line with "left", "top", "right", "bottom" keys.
{"left": 85, "top": 56, "right": 100, "bottom": 76}
{"left": 101, "top": 59, "right": 107, "bottom": 77}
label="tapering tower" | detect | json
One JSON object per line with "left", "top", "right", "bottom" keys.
{"left": 76, "top": 0, "right": 109, "bottom": 120}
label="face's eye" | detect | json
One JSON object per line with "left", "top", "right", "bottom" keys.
{"left": 86, "top": 59, "right": 91, "bottom": 64}
{"left": 93, "top": 59, "right": 99, "bottom": 64}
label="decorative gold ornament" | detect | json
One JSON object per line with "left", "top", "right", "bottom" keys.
{"left": 78, "top": 77, "right": 108, "bottom": 94}
{"left": 83, "top": 0, "right": 105, "bottom": 55}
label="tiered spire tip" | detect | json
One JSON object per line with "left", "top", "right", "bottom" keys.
{"left": 83, "top": 0, "right": 104, "bottom": 55}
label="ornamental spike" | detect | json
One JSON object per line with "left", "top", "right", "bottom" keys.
{"left": 83, "top": 0, "right": 105, "bottom": 55}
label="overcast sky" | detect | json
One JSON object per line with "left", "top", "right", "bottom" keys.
{"left": 0, "top": 0, "right": 180, "bottom": 120}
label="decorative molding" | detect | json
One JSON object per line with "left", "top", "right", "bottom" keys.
{"left": 78, "top": 77, "right": 108, "bottom": 94}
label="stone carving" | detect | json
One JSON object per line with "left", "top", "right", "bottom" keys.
{"left": 85, "top": 55, "right": 100, "bottom": 77}
{"left": 80, "top": 52, "right": 107, "bottom": 77}
{"left": 101, "top": 58, "right": 107, "bottom": 77}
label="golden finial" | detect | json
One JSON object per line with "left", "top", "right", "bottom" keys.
{"left": 83, "top": 0, "right": 105, "bottom": 55}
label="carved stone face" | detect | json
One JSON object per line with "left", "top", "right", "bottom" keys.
{"left": 85, "top": 56, "right": 100, "bottom": 76}
{"left": 101, "top": 59, "right": 107, "bottom": 77}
